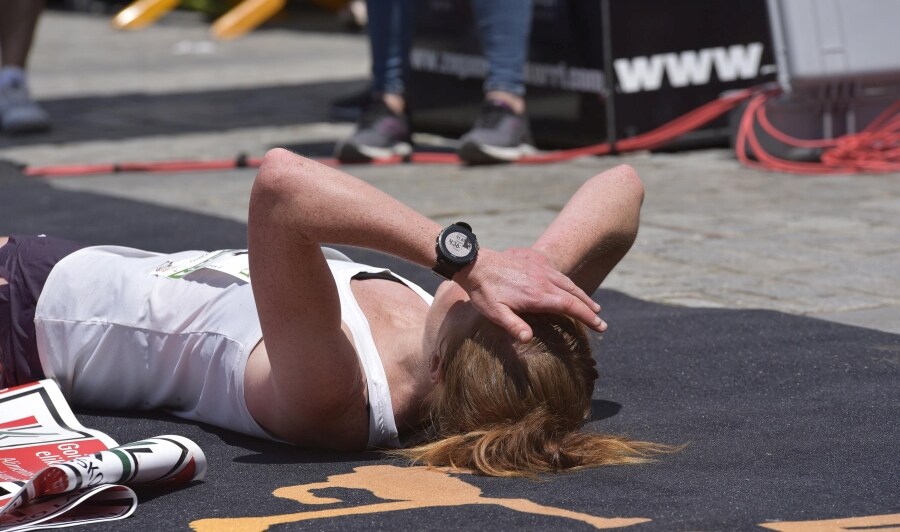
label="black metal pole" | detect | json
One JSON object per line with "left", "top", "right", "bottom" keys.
{"left": 601, "top": 0, "right": 618, "bottom": 153}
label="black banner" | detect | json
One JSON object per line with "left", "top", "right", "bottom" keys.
{"left": 408, "top": 0, "right": 776, "bottom": 149}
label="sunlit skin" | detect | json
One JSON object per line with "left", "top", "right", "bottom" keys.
{"left": 422, "top": 264, "right": 601, "bottom": 385}
{"left": 2, "top": 150, "right": 644, "bottom": 456}
{"left": 241, "top": 149, "right": 643, "bottom": 452}
{"left": 423, "top": 281, "right": 479, "bottom": 383}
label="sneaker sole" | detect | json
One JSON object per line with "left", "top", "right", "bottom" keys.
{"left": 336, "top": 141, "right": 412, "bottom": 163}
{"left": 458, "top": 141, "right": 536, "bottom": 165}
{"left": 2, "top": 120, "right": 50, "bottom": 134}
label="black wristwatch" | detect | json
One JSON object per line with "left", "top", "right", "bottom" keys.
{"left": 433, "top": 222, "right": 479, "bottom": 280}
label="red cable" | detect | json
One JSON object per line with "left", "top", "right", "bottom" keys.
{"left": 737, "top": 93, "right": 851, "bottom": 174}
{"left": 862, "top": 99, "right": 900, "bottom": 132}
{"left": 735, "top": 89, "right": 900, "bottom": 174}
{"left": 518, "top": 88, "right": 754, "bottom": 164}
{"left": 25, "top": 89, "right": 753, "bottom": 177}
{"left": 755, "top": 101, "right": 836, "bottom": 149}
{"left": 25, "top": 158, "right": 267, "bottom": 177}
{"left": 24, "top": 86, "right": 897, "bottom": 178}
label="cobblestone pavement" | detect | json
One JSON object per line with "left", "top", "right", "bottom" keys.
{"left": 2, "top": 9, "right": 898, "bottom": 334}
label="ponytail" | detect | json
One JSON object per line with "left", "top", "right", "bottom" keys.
{"left": 397, "top": 406, "right": 673, "bottom": 478}
{"left": 395, "top": 313, "right": 677, "bottom": 478}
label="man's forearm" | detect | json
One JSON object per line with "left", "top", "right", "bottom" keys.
{"left": 532, "top": 164, "right": 644, "bottom": 294}
{"left": 250, "top": 149, "right": 443, "bottom": 267}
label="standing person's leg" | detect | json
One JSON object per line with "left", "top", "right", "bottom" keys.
{"left": 367, "top": 0, "right": 412, "bottom": 109}
{"left": 472, "top": 0, "right": 532, "bottom": 111}
{"left": 0, "top": 0, "right": 50, "bottom": 134}
{"left": 458, "top": 0, "right": 534, "bottom": 164}
{"left": 0, "top": 0, "right": 44, "bottom": 68}
{"left": 335, "top": 0, "right": 414, "bottom": 163}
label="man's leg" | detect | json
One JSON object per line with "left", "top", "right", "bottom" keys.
{"left": 0, "top": 0, "right": 50, "bottom": 134}
{"left": 471, "top": 0, "right": 532, "bottom": 112}
{"left": 334, "top": 0, "right": 414, "bottom": 162}
{"left": 0, "top": 0, "right": 45, "bottom": 68}
{"left": 367, "top": 0, "right": 413, "bottom": 110}
{"left": 458, "top": 0, "right": 534, "bottom": 164}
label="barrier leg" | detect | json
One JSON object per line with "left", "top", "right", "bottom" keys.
{"left": 112, "top": 0, "right": 181, "bottom": 30}
{"left": 210, "top": 0, "right": 286, "bottom": 40}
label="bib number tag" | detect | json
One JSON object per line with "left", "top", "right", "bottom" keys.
{"left": 152, "top": 250, "right": 250, "bottom": 282}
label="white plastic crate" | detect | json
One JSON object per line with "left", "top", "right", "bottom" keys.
{"left": 766, "top": 0, "right": 900, "bottom": 91}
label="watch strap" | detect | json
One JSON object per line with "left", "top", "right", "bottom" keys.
{"left": 432, "top": 258, "right": 461, "bottom": 280}
{"left": 432, "top": 221, "right": 478, "bottom": 280}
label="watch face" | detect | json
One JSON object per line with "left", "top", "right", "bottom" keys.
{"left": 443, "top": 231, "right": 473, "bottom": 259}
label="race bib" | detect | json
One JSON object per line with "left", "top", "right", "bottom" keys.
{"left": 152, "top": 250, "right": 250, "bottom": 282}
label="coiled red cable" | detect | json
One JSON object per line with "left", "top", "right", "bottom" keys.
{"left": 736, "top": 89, "right": 900, "bottom": 174}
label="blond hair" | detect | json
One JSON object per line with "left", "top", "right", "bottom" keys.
{"left": 395, "top": 314, "right": 674, "bottom": 477}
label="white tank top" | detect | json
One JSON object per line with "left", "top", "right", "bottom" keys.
{"left": 33, "top": 246, "right": 432, "bottom": 449}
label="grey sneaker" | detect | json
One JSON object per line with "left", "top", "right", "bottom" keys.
{"left": 457, "top": 100, "right": 535, "bottom": 164}
{"left": 335, "top": 97, "right": 412, "bottom": 163}
{"left": 0, "top": 80, "right": 50, "bottom": 134}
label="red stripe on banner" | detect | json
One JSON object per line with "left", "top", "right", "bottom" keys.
{"left": 0, "top": 416, "right": 38, "bottom": 430}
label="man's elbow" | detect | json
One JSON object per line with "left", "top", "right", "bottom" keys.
{"left": 252, "top": 148, "right": 297, "bottom": 200}
{"left": 612, "top": 164, "right": 645, "bottom": 206}
{"left": 250, "top": 148, "right": 312, "bottom": 220}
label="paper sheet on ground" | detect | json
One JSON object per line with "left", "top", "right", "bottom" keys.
{"left": 0, "top": 380, "right": 205, "bottom": 531}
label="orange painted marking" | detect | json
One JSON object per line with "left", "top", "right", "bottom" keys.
{"left": 189, "top": 465, "right": 649, "bottom": 531}
{"left": 760, "top": 513, "right": 900, "bottom": 532}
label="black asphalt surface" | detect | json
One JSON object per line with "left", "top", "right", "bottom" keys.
{"left": 2, "top": 165, "right": 898, "bottom": 530}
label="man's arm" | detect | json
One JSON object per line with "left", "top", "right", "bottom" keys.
{"left": 249, "top": 149, "right": 603, "bottom": 343}
{"left": 246, "top": 150, "right": 608, "bottom": 445}
{"left": 250, "top": 149, "right": 443, "bottom": 271}
{"left": 530, "top": 164, "right": 645, "bottom": 297}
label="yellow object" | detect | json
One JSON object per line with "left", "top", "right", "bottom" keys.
{"left": 112, "top": 0, "right": 180, "bottom": 30}
{"left": 211, "top": 0, "right": 286, "bottom": 40}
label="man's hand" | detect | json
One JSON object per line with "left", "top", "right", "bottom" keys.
{"left": 453, "top": 247, "right": 607, "bottom": 343}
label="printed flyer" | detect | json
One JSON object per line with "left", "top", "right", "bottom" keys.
{"left": 0, "top": 380, "right": 206, "bottom": 531}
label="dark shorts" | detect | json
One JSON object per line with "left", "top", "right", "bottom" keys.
{"left": 0, "top": 234, "right": 87, "bottom": 389}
